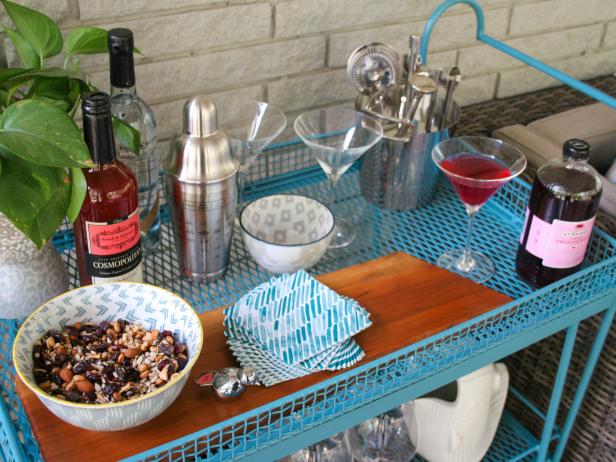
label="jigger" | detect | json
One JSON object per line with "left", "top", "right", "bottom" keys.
{"left": 397, "top": 73, "right": 437, "bottom": 137}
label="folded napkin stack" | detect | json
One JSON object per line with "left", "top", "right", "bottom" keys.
{"left": 224, "top": 270, "right": 371, "bottom": 386}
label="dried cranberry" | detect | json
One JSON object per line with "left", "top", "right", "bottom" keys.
{"left": 81, "top": 324, "right": 97, "bottom": 333}
{"left": 109, "top": 350, "right": 120, "bottom": 362}
{"left": 174, "top": 342, "right": 186, "bottom": 355}
{"left": 117, "top": 319, "right": 127, "bottom": 331}
{"left": 51, "top": 374, "right": 64, "bottom": 386}
{"left": 83, "top": 392, "right": 97, "bottom": 403}
{"left": 122, "top": 357, "right": 132, "bottom": 367}
{"left": 126, "top": 369, "right": 140, "bottom": 382}
{"left": 102, "top": 383, "right": 118, "bottom": 396}
{"left": 102, "top": 365, "right": 115, "bottom": 381}
{"left": 99, "top": 321, "right": 111, "bottom": 331}
{"left": 158, "top": 341, "right": 173, "bottom": 356}
{"left": 81, "top": 334, "right": 98, "bottom": 344}
{"left": 33, "top": 369, "right": 48, "bottom": 384}
{"left": 72, "top": 360, "right": 88, "bottom": 375}
{"left": 63, "top": 326, "right": 79, "bottom": 340}
{"left": 157, "top": 358, "right": 171, "bottom": 371}
{"left": 85, "top": 371, "right": 100, "bottom": 383}
{"left": 176, "top": 354, "right": 188, "bottom": 371}
{"left": 161, "top": 330, "right": 173, "bottom": 338}
{"left": 115, "top": 367, "right": 127, "bottom": 383}
{"left": 93, "top": 342, "right": 108, "bottom": 353}
{"left": 65, "top": 391, "right": 82, "bottom": 402}
{"left": 54, "top": 355, "right": 68, "bottom": 367}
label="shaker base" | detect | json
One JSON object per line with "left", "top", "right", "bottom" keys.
{"left": 182, "top": 266, "right": 229, "bottom": 284}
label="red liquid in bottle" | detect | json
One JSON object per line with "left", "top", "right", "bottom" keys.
{"left": 516, "top": 140, "right": 602, "bottom": 288}
{"left": 73, "top": 92, "right": 143, "bottom": 286}
{"left": 441, "top": 153, "right": 511, "bottom": 206}
{"left": 73, "top": 163, "right": 141, "bottom": 285}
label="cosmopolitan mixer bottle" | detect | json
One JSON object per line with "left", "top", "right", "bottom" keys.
{"left": 516, "top": 139, "right": 602, "bottom": 288}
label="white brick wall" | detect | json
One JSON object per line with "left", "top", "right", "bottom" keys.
{"left": 2, "top": 0, "right": 616, "bottom": 149}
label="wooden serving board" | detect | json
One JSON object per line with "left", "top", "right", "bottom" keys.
{"left": 15, "top": 252, "right": 511, "bottom": 462}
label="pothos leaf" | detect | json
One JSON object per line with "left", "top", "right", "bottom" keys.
{"left": 66, "top": 167, "right": 87, "bottom": 223}
{"left": 112, "top": 116, "right": 141, "bottom": 155}
{"left": 0, "top": 0, "right": 62, "bottom": 62}
{"left": 0, "top": 151, "right": 71, "bottom": 248}
{"left": 0, "top": 99, "right": 92, "bottom": 168}
{"left": 3, "top": 27, "right": 38, "bottom": 68}
{"left": 65, "top": 27, "right": 108, "bottom": 57}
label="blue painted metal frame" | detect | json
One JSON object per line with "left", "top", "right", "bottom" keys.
{"left": 1, "top": 3, "right": 616, "bottom": 461}
{"left": 420, "top": 0, "right": 616, "bottom": 109}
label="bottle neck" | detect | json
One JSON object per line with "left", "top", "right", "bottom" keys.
{"left": 110, "top": 85, "right": 138, "bottom": 99}
{"left": 109, "top": 50, "right": 135, "bottom": 89}
{"left": 83, "top": 112, "right": 116, "bottom": 165}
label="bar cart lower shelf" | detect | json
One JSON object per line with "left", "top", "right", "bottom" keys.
{"left": 1, "top": 137, "right": 615, "bottom": 461}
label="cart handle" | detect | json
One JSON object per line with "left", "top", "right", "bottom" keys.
{"left": 421, "top": 0, "right": 616, "bottom": 109}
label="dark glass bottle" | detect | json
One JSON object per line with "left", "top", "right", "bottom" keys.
{"left": 73, "top": 92, "right": 143, "bottom": 286}
{"left": 516, "top": 139, "right": 602, "bottom": 288}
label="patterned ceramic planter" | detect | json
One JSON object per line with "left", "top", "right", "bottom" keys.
{"left": 0, "top": 214, "right": 69, "bottom": 319}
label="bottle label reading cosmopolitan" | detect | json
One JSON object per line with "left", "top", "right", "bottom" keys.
{"left": 520, "top": 209, "right": 595, "bottom": 269}
{"left": 85, "top": 209, "right": 143, "bottom": 283}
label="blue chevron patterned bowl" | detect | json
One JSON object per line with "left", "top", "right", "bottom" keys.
{"left": 12, "top": 283, "right": 203, "bottom": 431}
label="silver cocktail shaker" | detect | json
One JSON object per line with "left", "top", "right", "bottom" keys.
{"left": 164, "top": 96, "right": 238, "bottom": 282}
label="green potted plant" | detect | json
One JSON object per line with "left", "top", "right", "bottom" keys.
{"left": 0, "top": 0, "right": 140, "bottom": 318}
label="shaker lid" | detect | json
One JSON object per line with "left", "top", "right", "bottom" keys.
{"left": 563, "top": 139, "right": 591, "bottom": 161}
{"left": 183, "top": 96, "right": 219, "bottom": 137}
{"left": 166, "top": 95, "right": 239, "bottom": 183}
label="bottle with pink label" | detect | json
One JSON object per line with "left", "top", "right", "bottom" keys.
{"left": 516, "top": 139, "right": 602, "bottom": 288}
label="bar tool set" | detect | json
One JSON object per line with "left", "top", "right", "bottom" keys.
{"left": 349, "top": 35, "right": 463, "bottom": 210}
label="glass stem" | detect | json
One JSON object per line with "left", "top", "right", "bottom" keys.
{"left": 327, "top": 174, "right": 339, "bottom": 210}
{"left": 459, "top": 211, "right": 476, "bottom": 271}
{"left": 237, "top": 169, "right": 247, "bottom": 215}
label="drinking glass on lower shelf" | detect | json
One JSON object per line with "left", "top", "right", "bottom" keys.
{"left": 278, "top": 432, "right": 350, "bottom": 462}
{"left": 345, "top": 405, "right": 417, "bottom": 462}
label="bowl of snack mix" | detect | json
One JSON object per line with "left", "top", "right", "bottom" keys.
{"left": 13, "top": 282, "right": 203, "bottom": 431}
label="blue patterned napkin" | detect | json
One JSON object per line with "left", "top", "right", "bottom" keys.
{"left": 224, "top": 271, "right": 371, "bottom": 386}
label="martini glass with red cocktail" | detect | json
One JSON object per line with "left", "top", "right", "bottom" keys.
{"left": 432, "top": 136, "right": 527, "bottom": 283}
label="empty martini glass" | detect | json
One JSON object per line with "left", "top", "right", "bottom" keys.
{"left": 229, "top": 101, "right": 287, "bottom": 213}
{"left": 294, "top": 107, "right": 383, "bottom": 248}
{"left": 432, "top": 136, "right": 526, "bottom": 283}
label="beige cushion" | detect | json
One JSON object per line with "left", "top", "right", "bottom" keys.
{"left": 492, "top": 103, "right": 616, "bottom": 217}
{"left": 527, "top": 103, "right": 616, "bottom": 173}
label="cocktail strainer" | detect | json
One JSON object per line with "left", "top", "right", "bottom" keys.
{"left": 347, "top": 42, "right": 402, "bottom": 95}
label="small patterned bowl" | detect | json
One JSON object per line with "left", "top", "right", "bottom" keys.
{"left": 13, "top": 283, "right": 203, "bottom": 431}
{"left": 240, "top": 194, "right": 335, "bottom": 273}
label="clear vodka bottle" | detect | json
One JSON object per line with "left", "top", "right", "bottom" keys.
{"left": 108, "top": 28, "right": 160, "bottom": 253}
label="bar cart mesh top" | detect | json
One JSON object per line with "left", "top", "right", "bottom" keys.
{"left": 1, "top": 1, "right": 616, "bottom": 461}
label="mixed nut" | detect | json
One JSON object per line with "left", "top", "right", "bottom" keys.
{"left": 31, "top": 319, "right": 189, "bottom": 404}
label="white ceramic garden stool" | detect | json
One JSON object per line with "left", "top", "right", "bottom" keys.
{"left": 402, "top": 363, "right": 509, "bottom": 462}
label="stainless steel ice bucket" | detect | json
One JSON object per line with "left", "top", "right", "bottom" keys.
{"left": 357, "top": 94, "right": 460, "bottom": 210}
